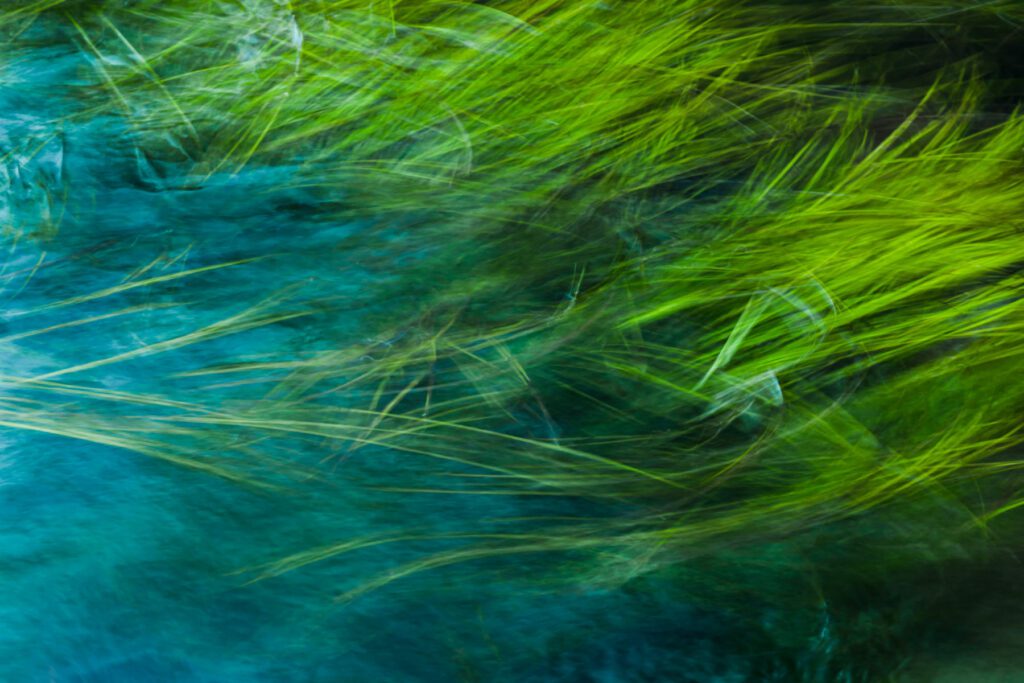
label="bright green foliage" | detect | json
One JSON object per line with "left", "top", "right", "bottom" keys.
{"left": 5, "top": 1, "right": 1024, "bottom": 621}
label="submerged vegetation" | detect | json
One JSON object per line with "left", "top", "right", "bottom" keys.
{"left": 4, "top": 0, "right": 1024, "bottom": 679}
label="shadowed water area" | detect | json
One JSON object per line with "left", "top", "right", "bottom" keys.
{"left": 0, "top": 25, "right": 759, "bottom": 683}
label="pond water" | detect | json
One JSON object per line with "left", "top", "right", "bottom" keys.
{"left": 0, "top": 33, "right": 760, "bottom": 683}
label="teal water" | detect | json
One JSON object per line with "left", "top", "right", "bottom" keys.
{"left": 0, "top": 32, "right": 766, "bottom": 683}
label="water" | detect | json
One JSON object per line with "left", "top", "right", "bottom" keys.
{"left": 0, "top": 28, "right": 763, "bottom": 683}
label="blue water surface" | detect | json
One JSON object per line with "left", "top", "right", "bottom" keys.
{"left": 0, "top": 28, "right": 760, "bottom": 683}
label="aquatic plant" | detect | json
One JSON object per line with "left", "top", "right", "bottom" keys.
{"left": 4, "top": 0, "right": 1024, "bottom": 678}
